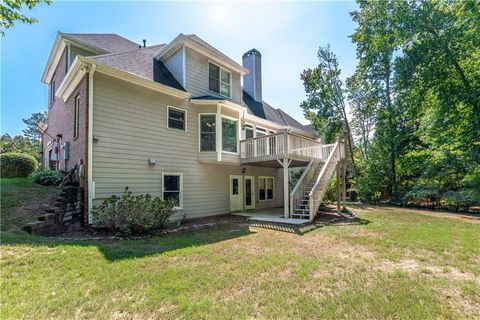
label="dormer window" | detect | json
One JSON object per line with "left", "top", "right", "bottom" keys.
{"left": 208, "top": 62, "right": 231, "bottom": 98}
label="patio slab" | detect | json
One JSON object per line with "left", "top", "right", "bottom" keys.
{"left": 232, "top": 208, "right": 310, "bottom": 225}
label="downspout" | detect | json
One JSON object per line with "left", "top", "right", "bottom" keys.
{"left": 87, "top": 63, "right": 96, "bottom": 224}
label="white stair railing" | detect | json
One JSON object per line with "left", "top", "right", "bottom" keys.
{"left": 308, "top": 141, "right": 344, "bottom": 220}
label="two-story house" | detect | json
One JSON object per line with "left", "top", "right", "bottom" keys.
{"left": 41, "top": 32, "right": 346, "bottom": 224}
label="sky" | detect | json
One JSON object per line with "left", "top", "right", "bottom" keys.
{"left": 1, "top": 0, "right": 358, "bottom": 136}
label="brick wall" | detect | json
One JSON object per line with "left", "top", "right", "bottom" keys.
{"left": 43, "top": 48, "right": 88, "bottom": 172}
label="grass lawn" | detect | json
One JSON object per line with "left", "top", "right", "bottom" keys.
{"left": 1, "top": 178, "right": 479, "bottom": 319}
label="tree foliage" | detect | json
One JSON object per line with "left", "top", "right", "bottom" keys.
{"left": 22, "top": 111, "right": 47, "bottom": 143}
{"left": 0, "top": 0, "right": 51, "bottom": 36}
{"left": 300, "top": 45, "right": 356, "bottom": 167}
{"left": 303, "top": 0, "right": 480, "bottom": 211}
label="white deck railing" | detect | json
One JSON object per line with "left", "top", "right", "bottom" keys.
{"left": 240, "top": 131, "right": 331, "bottom": 163}
{"left": 308, "top": 141, "right": 345, "bottom": 219}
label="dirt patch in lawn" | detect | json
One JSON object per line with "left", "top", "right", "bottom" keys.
{"left": 374, "top": 259, "right": 480, "bottom": 283}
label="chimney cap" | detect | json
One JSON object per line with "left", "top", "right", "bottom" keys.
{"left": 242, "top": 48, "right": 261, "bottom": 59}
{"left": 142, "top": 39, "right": 146, "bottom": 47}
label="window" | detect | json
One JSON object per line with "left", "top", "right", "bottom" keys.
{"left": 222, "top": 117, "right": 237, "bottom": 153}
{"left": 167, "top": 106, "right": 186, "bottom": 131}
{"left": 200, "top": 114, "right": 216, "bottom": 151}
{"left": 259, "top": 177, "right": 274, "bottom": 201}
{"left": 73, "top": 95, "right": 80, "bottom": 139}
{"left": 208, "top": 62, "right": 231, "bottom": 98}
{"left": 163, "top": 173, "right": 183, "bottom": 209}
{"left": 244, "top": 124, "right": 254, "bottom": 139}
{"left": 50, "top": 74, "right": 56, "bottom": 106}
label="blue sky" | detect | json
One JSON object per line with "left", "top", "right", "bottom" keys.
{"left": 1, "top": 1, "right": 358, "bottom": 135}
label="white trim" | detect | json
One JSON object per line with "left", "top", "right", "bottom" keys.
{"left": 155, "top": 34, "right": 248, "bottom": 75}
{"left": 56, "top": 56, "right": 86, "bottom": 101}
{"left": 216, "top": 105, "right": 222, "bottom": 161}
{"left": 258, "top": 176, "right": 275, "bottom": 201}
{"left": 166, "top": 105, "right": 187, "bottom": 132}
{"left": 87, "top": 63, "right": 96, "bottom": 224}
{"left": 181, "top": 45, "right": 186, "bottom": 88}
{"left": 198, "top": 112, "right": 217, "bottom": 153}
{"left": 207, "top": 60, "right": 232, "bottom": 99}
{"left": 162, "top": 172, "right": 184, "bottom": 210}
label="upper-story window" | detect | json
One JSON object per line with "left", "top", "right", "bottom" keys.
{"left": 50, "top": 74, "right": 56, "bottom": 106}
{"left": 73, "top": 94, "right": 80, "bottom": 139}
{"left": 209, "top": 62, "right": 231, "bottom": 98}
{"left": 244, "top": 124, "right": 254, "bottom": 139}
{"left": 167, "top": 106, "right": 187, "bottom": 131}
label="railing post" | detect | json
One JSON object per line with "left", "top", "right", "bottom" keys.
{"left": 283, "top": 130, "right": 289, "bottom": 158}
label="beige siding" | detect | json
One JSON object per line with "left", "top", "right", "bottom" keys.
{"left": 163, "top": 48, "right": 184, "bottom": 86}
{"left": 184, "top": 47, "right": 241, "bottom": 104}
{"left": 92, "top": 73, "right": 283, "bottom": 219}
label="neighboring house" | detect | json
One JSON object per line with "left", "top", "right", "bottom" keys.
{"left": 42, "top": 32, "right": 346, "bottom": 224}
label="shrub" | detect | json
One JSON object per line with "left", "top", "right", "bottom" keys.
{"left": 442, "top": 189, "right": 475, "bottom": 211}
{"left": 31, "top": 170, "right": 64, "bottom": 186}
{"left": 92, "top": 187, "right": 175, "bottom": 235}
{"left": 403, "top": 184, "right": 441, "bottom": 207}
{"left": 0, "top": 153, "right": 38, "bottom": 178}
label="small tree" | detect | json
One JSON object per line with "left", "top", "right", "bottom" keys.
{"left": 22, "top": 111, "right": 47, "bottom": 145}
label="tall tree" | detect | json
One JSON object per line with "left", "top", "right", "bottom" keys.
{"left": 0, "top": 0, "right": 51, "bottom": 36}
{"left": 350, "top": 0, "right": 402, "bottom": 196}
{"left": 300, "top": 45, "right": 355, "bottom": 167}
{"left": 22, "top": 111, "right": 47, "bottom": 144}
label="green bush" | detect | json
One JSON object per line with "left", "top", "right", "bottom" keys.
{"left": 31, "top": 170, "right": 64, "bottom": 186}
{"left": 442, "top": 189, "right": 475, "bottom": 211}
{"left": 0, "top": 153, "right": 38, "bottom": 178}
{"left": 92, "top": 187, "right": 175, "bottom": 235}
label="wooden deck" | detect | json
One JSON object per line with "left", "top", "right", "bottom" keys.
{"left": 240, "top": 131, "right": 334, "bottom": 165}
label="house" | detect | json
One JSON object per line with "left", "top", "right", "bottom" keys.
{"left": 41, "top": 32, "right": 347, "bottom": 224}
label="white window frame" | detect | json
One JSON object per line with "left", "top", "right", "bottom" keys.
{"left": 73, "top": 94, "right": 80, "bottom": 140}
{"left": 198, "top": 113, "right": 217, "bottom": 152}
{"left": 221, "top": 115, "right": 239, "bottom": 154}
{"left": 50, "top": 74, "right": 56, "bottom": 106}
{"left": 167, "top": 106, "right": 187, "bottom": 132}
{"left": 258, "top": 176, "right": 275, "bottom": 201}
{"left": 208, "top": 61, "right": 232, "bottom": 98}
{"left": 162, "top": 172, "right": 183, "bottom": 209}
{"left": 244, "top": 123, "right": 255, "bottom": 140}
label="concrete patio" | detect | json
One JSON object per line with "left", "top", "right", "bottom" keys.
{"left": 232, "top": 208, "right": 310, "bottom": 225}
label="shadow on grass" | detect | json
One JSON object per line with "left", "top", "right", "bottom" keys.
{"left": 249, "top": 213, "right": 370, "bottom": 235}
{"left": 0, "top": 224, "right": 255, "bottom": 262}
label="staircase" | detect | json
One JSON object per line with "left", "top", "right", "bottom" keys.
{"left": 289, "top": 141, "right": 345, "bottom": 220}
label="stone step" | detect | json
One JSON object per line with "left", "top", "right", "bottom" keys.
{"left": 23, "top": 221, "right": 47, "bottom": 234}
{"left": 38, "top": 213, "right": 56, "bottom": 224}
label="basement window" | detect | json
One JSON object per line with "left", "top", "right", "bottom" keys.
{"left": 208, "top": 62, "right": 231, "bottom": 98}
{"left": 162, "top": 173, "right": 183, "bottom": 209}
{"left": 259, "top": 176, "right": 274, "bottom": 201}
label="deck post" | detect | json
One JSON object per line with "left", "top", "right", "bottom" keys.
{"left": 283, "top": 158, "right": 289, "bottom": 218}
{"left": 342, "top": 160, "right": 347, "bottom": 210}
{"left": 336, "top": 164, "right": 341, "bottom": 212}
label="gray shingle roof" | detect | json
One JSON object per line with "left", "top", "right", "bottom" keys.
{"left": 242, "top": 91, "right": 314, "bottom": 133}
{"left": 64, "top": 33, "right": 140, "bottom": 53}
{"left": 90, "top": 45, "right": 185, "bottom": 91}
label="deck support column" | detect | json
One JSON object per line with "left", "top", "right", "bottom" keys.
{"left": 283, "top": 158, "right": 289, "bottom": 218}
{"left": 342, "top": 160, "right": 347, "bottom": 210}
{"left": 336, "top": 164, "right": 341, "bottom": 213}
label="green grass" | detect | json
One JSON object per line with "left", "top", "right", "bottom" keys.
{"left": 1, "top": 179, "right": 479, "bottom": 319}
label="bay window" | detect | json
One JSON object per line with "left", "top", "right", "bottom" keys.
{"left": 222, "top": 118, "right": 237, "bottom": 153}
{"left": 200, "top": 114, "right": 216, "bottom": 151}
